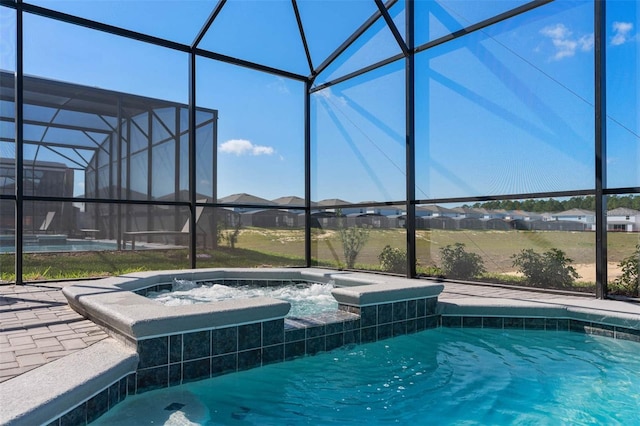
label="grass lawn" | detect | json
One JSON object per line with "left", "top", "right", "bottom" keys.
{"left": 1, "top": 228, "right": 637, "bottom": 286}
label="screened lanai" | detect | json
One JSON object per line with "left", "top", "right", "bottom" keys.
{"left": 0, "top": 70, "right": 217, "bottom": 249}
{"left": 0, "top": 0, "right": 638, "bottom": 298}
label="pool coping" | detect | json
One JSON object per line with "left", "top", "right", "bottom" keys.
{"left": 0, "top": 339, "right": 138, "bottom": 426}
{"left": 439, "top": 297, "right": 640, "bottom": 330}
{"left": 61, "top": 267, "right": 445, "bottom": 342}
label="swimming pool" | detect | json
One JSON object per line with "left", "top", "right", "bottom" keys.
{"left": 93, "top": 328, "right": 640, "bottom": 425}
{"left": 0, "top": 239, "right": 120, "bottom": 253}
{"left": 146, "top": 279, "right": 338, "bottom": 317}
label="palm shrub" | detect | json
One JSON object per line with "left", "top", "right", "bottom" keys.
{"left": 223, "top": 218, "right": 242, "bottom": 249}
{"left": 439, "top": 243, "right": 485, "bottom": 280}
{"left": 378, "top": 245, "right": 407, "bottom": 274}
{"left": 338, "top": 225, "right": 370, "bottom": 269}
{"left": 611, "top": 243, "right": 639, "bottom": 297}
{"left": 511, "top": 248, "right": 579, "bottom": 288}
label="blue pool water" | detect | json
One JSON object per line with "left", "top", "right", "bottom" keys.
{"left": 0, "top": 240, "right": 121, "bottom": 253}
{"left": 94, "top": 328, "right": 640, "bottom": 425}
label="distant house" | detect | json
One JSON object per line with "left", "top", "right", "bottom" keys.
{"left": 458, "top": 217, "right": 484, "bottom": 229}
{"left": 345, "top": 212, "right": 389, "bottom": 228}
{"left": 550, "top": 208, "right": 595, "bottom": 231}
{"left": 316, "top": 198, "right": 363, "bottom": 216}
{"left": 449, "top": 207, "right": 472, "bottom": 218}
{"left": 465, "top": 208, "right": 506, "bottom": 220}
{"left": 502, "top": 210, "right": 543, "bottom": 221}
{"left": 482, "top": 217, "right": 512, "bottom": 231}
{"left": 607, "top": 207, "right": 640, "bottom": 232}
{"left": 417, "top": 216, "right": 457, "bottom": 230}
{"left": 360, "top": 203, "right": 404, "bottom": 217}
{"left": 240, "top": 209, "right": 299, "bottom": 228}
{"left": 271, "top": 195, "right": 314, "bottom": 210}
{"left": 211, "top": 193, "right": 639, "bottom": 233}
{"left": 217, "top": 193, "right": 275, "bottom": 213}
{"left": 416, "top": 205, "right": 457, "bottom": 218}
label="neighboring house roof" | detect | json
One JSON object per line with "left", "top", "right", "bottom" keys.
{"left": 607, "top": 207, "right": 640, "bottom": 216}
{"left": 271, "top": 195, "right": 315, "bottom": 206}
{"left": 317, "top": 198, "right": 351, "bottom": 206}
{"left": 450, "top": 207, "right": 477, "bottom": 215}
{"left": 553, "top": 208, "right": 595, "bottom": 217}
{"left": 217, "top": 193, "right": 275, "bottom": 205}
{"left": 241, "top": 209, "right": 297, "bottom": 216}
{"left": 346, "top": 212, "right": 383, "bottom": 217}
{"left": 469, "top": 207, "right": 492, "bottom": 215}
{"left": 416, "top": 204, "right": 456, "bottom": 214}
{"left": 156, "top": 190, "right": 209, "bottom": 202}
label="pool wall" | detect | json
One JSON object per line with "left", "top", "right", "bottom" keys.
{"left": 439, "top": 299, "right": 640, "bottom": 341}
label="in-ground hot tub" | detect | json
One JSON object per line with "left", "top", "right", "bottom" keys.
{"left": 63, "top": 268, "right": 444, "bottom": 396}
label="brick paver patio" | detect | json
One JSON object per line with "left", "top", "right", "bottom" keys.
{"left": 0, "top": 282, "right": 108, "bottom": 383}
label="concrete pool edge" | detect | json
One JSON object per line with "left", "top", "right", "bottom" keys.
{"left": 439, "top": 297, "right": 640, "bottom": 330}
{"left": 0, "top": 339, "right": 137, "bottom": 426}
{"left": 61, "top": 268, "right": 445, "bottom": 341}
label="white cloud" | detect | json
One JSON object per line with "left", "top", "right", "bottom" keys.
{"left": 316, "top": 87, "right": 348, "bottom": 106}
{"left": 540, "top": 23, "right": 571, "bottom": 40}
{"left": 539, "top": 23, "right": 593, "bottom": 60}
{"left": 268, "top": 77, "right": 290, "bottom": 95}
{"left": 578, "top": 34, "right": 594, "bottom": 51}
{"left": 219, "top": 139, "right": 274, "bottom": 156}
{"left": 611, "top": 21, "right": 634, "bottom": 46}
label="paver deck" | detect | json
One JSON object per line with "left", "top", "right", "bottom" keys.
{"left": 0, "top": 282, "right": 109, "bottom": 384}
{"left": 1, "top": 279, "right": 639, "bottom": 384}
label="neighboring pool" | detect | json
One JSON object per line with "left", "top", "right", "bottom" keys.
{"left": 0, "top": 239, "right": 120, "bottom": 253}
{"left": 146, "top": 279, "right": 337, "bottom": 317}
{"left": 0, "top": 239, "right": 160, "bottom": 253}
{"left": 93, "top": 328, "right": 640, "bottom": 425}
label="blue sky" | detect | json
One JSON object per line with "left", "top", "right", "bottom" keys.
{"left": 0, "top": 0, "right": 637, "bottom": 203}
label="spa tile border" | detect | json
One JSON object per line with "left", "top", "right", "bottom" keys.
{"left": 44, "top": 375, "right": 130, "bottom": 426}
{"left": 128, "top": 295, "right": 440, "bottom": 395}
{"left": 440, "top": 315, "right": 640, "bottom": 342}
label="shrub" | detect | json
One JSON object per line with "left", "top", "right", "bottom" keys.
{"left": 511, "top": 248, "right": 579, "bottom": 288}
{"left": 378, "top": 245, "right": 407, "bottom": 274}
{"left": 338, "top": 225, "right": 370, "bottom": 269}
{"left": 611, "top": 244, "right": 639, "bottom": 297}
{"left": 223, "top": 218, "right": 242, "bottom": 249}
{"left": 439, "top": 243, "right": 485, "bottom": 280}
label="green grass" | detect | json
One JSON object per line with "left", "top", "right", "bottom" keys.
{"left": 1, "top": 228, "right": 637, "bottom": 287}
{"left": 0, "top": 247, "right": 305, "bottom": 283}
{"left": 311, "top": 228, "right": 638, "bottom": 270}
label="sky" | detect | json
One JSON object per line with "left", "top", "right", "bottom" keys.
{"left": 0, "top": 0, "right": 638, "bottom": 204}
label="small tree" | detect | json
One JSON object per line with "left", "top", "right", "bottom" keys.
{"left": 378, "top": 245, "right": 407, "bottom": 274}
{"left": 338, "top": 225, "right": 370, "bottom": 269}
{"left": 511, "top": 248, "right": 579, "bottom": 288}
{"left": 440, "top": 243, "right": 485, "bottom": 280}
{"left": 612, "top": 244, "right": 640, "bottom": 297}
{"left": 223, "top": 218, "right": 242, "bottom": 249}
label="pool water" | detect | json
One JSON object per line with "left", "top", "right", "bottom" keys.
{"left": 94, "top": 328, "right": 640, "bottom": 425}
{"left": 147, "top": 279, "right": 337, "bottom": 317}
{"left": 0, "top": 240, "right": 128, "bottom": 253}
